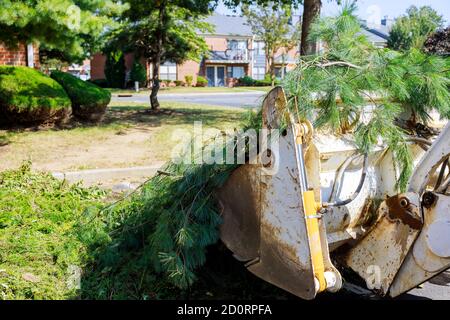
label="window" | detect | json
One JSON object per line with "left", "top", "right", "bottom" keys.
{"left": 227, "top": 40, "right": 248, "bottom": 60}
{"left": 274, "top": 67, "right": 287, "bottom": 79}
{"left": 254, "top": 41, "right": 265, "bottom": 56}
{"left": 160, "top": 61, "right": 177, "bottom": 80}
{"left": 228, "top": 40, "right": 247, "bottom": 51}
{"left": 252, "top": 66, "right": 265, "bottom": 80}
{"left": 227, "top": 66, "right": 245, "bottom": 79}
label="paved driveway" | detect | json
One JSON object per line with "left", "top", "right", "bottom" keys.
{"left": 112, "top": 91, "right": 266, "bottom": 108}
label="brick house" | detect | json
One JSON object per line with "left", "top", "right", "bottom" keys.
{"left": 0, "top": 42, "right": 39, "bottom": 68}
{"left": 90, "top": 14, "right": 299, "bottom": 87}
{"left": 197, "top": 14, "right": 299, "bottom": 87}
{"left": 90, "top": 13, "right": 388, "bottom": 87}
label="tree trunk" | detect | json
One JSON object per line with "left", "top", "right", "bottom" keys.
{"left": 150, "top": 59, "right": 160, "bottom": 110}
{"left": 300, "top": 0, "right": 322, "bottom": 56}
{"left": 266, "top": 50, "right": 275, "bottom": 86}
{"left": 150, "top": 2, "right": 166, "bottom": 110}
{"left": 270, "top": 56, "right": 275, "bottom": 86}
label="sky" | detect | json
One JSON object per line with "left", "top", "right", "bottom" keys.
{"left": 216, "top": 0, "right": 450, "bottom": 25}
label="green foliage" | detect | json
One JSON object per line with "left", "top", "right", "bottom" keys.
{"left": 256, "top": 74, "right": 280, "bottom": 86}
{"left": 394, "top": 49, "right": 450, "bottom": 122}
{"left": 106, "top": 0, "right": 215, "bottom": 108}
{"left": 87, "top": 78, "right": 109, "bottom": 88}
{"left": 0, "top": 162, "right": 107, "bottom": 299}
{"left": 38, "top": 48, "right": 71, "bottom": 73}
{"left": 242, "top": 2, "right": 300, "bottom": 78}
{"left": 105, "top": 51, "right": 126, "bottom": 88}
{"left": 238, "top": 75, "right": 279, "bottom": 87}
{"left": 50, "top": 71, "right": 111, "bottom": 109}
{"left": 196, "top": 76, "right": 208, "bottom": 87}
{"left": 0, "top": 0, "right": 127, "bottom": 63}
{"left": 112, "top": 1, "right": 213, "bottom": 65}
{"left": 388, "top": 5, "right": 444, "bottom": 51}
{"left": 184, "top": 75, "right": 193, "bottom": 86}
{"left": 283, "top": 3, "right": 450, "bottom": 191}
{"left": 78, "top": 112, "right": 260, "bottom": 298}
{"left": 0, "top": 66, "right": 71, "bottom": 112}
{"left": 239, "top": 76, "right": 255, "bottom": 86}
{"left": 129, "top": 61, "right": 147, "bottom": 87}
{"left": 174, "top": 80, "right": 185, "bottom": 87}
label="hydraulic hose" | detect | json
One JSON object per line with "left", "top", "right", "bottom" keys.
{"left": 325, "top": 153, "right": 369, "bottom": 207}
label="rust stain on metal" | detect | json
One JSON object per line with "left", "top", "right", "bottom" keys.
{"left": 348, "top": 198, "right": 376, "bottom": 229}
{"left": 385, "top": 195, "right": 423, "bottom": 230}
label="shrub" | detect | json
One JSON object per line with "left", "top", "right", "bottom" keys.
{"left": 424, "top": 27, "right": 450, "bottom": 56}
{"left": 51, "top": 70, "right": 111, "bottom": 122}
{"left": 254, "top": 74, "right": 279, "bottom": 86}
{"left": 185, "top": 75, "right": 193, "bottom": 86}
{"left": 88, "top": 78, "right": 109, "bottom": 88}
{"left": 174, "top": 80, "right": 185, "bottom": 87}
{"left": 196, "top": 76, "right": 208, "bottom": 87}
{"left": 129, "top": 61, "right": 147, "bottom": 87}
{"left": 0, "top": 66, "right": 71, "bottom": 126}
{"left": 104, "top": 51, "right": 126, "bottom": 88}
{"left": 238, "top": 75, "right": 255, "bottom": 86}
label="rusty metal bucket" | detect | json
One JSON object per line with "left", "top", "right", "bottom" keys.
{"left": 215, "top": 87, "right": 339, "bottom": 299}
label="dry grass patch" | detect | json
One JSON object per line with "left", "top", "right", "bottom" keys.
{"left": 0, "top": 102, "right": 246, "bottom": 172}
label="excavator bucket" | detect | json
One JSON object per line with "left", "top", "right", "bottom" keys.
{"left": 216, "top": 87, "right": 341, "bottom": 299}
{"left": 216, "top": 86, "right": 450, "bottom": 299}
{"left": 388, "top": 123, "right": 450, "bottom": 297}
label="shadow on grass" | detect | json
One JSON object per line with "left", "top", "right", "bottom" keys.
{"left": 0, "top": 105, "right": 244, "bottom": 135}
{"left": 79, "top": 236, "right": 397, "bottom": 300}
{"left": 105, "top": 105, "right": 243, "bottom": 128}
{"left": 78, "top": 240, "right": 301, "bottom": 300}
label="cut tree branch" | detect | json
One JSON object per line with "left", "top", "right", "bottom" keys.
{"left": 317, "top": 61, "right": 363, "bottom": 69}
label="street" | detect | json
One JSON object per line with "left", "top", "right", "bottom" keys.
{"left": 112, "top": 91, "right": 267, "bottom": 108}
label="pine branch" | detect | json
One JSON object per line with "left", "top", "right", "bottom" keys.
{"left": 318, "top": 61, "right": 363, "bottom": 69}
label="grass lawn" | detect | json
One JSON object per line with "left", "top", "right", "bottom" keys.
{"left": 0, "top": 101, "right": 247, "bottom": 173}
{"left": 108, "top": 86, "right": 272, "bottom": 95}
{"left": 0, "top": 164, "right": 294, "bottom": 300}
{"left": 0, "top": 164, "right": 107, "bottom": 299}
{"left": 0, "top": 101, "right": 281, "bottom": 301}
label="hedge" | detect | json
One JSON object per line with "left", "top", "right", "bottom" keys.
{"left": 196, "top": 76, "right": 208, "bottom": 87}
{"left": 87, "top": 78, "right": 109, "bottom": 88}
{"left": 51, "top": 71, "right": 111, "bottom": 122}
{"left": 238, "top": 74, "right": 280, "bottom": 87}
{"left": 0, "top": 66, "right": 71, "bottom": 125}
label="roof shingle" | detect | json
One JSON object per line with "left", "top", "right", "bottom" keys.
{"left": 201, "top": 14, "right": 253, "bottom": 36}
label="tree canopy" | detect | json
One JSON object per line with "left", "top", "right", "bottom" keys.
{"left": 105, "top": 0, "right": 215, "bottom": 109}
{"left": 115, "top": 1, "right": 213, "bottom": 65}
{"left": 224, "top": 0, "right": 343, "bottom": 55}
{"left": 283, "top": 3, "right": 450, "bottom": 191}
{"left": 424, "top": 27, "right": 450, "bottom": 56}
{"left": 0, "top": 0, "right": 127, "bottom": 63}
{"left": 242, "top": 2, "right": 300, "bottom": 82}
{"left": 388, "top": 5, "right": 444, "bottom": 51}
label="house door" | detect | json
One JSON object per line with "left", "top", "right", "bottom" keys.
{"left": 206, "top": 67, "right": 215, "bottom": 86}
{"left": 216, "top": 66, "right": 225, "bottom": 86}
{"left": 206, "top": 66, "right": 225, "bottom": 87}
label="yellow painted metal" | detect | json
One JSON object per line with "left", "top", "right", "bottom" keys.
{"left": 294, "top": 121, "right": 327, "bottom": 293}
{"left": 303, "top": 190, "right": 327, "bottom": 292}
